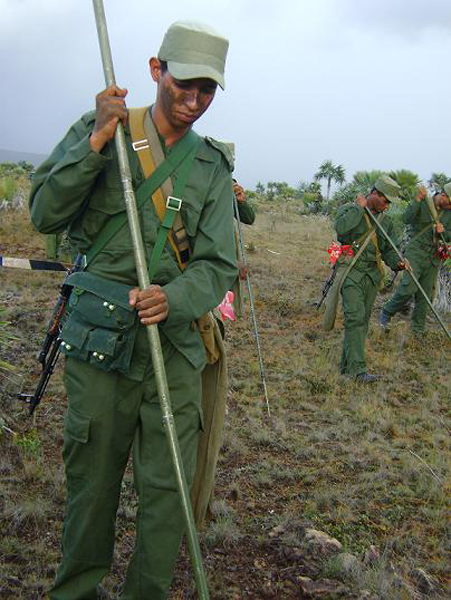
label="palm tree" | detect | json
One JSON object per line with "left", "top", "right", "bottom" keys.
{"left": 314, "top": 160, "right": 346, "bottom": 201}
{"left": 427, "top": 172, "right": 450, "bottom": 194}
{"left": 352, "top": 170, "right": 384, "bottom": 192}
{"left": 389, "top": 169, "right": 421, "bottom": 202}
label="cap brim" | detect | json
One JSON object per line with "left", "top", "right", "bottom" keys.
{"left": 167, "top": 61, "right": 225, "bottom": 89}
{"left": 384, "top": 194, "right": 398, "bottom": 204}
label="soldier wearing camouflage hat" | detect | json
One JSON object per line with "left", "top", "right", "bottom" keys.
{"left": 333, "top": 175, "right": 407, "bottom": 383}
{"left": 380, "top": 182, "right": 451, "bottom": 335}
{"left": 30, "top": 20, "right": 237, "bottom": 599}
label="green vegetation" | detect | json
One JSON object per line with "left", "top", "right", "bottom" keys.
{"left": 0, "top": 161, "right": 33, "bottom": 206}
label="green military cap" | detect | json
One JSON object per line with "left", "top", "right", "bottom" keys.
{"left": 374, "top": 175, "right": 401, "bottom": 203}
{"left": 158, "top": 21, "right": 229, "bottom": 89}
{"left": 443, "top": 182, "right": 451, "bottom": 198}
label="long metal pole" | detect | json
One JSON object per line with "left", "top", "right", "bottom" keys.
{"left": 233, "top": 195, "right": 271, "bottom": 418}
{"left": 365, "top": 207, "right": 451, "bottom": 341}
{"left": 91, "top": 2, "right": 209, "bottom": 596}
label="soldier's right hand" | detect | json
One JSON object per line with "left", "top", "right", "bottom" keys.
{"left": 415, "top": 185, "right": 427, "bottom": 202}
{"left": 233, "top": 182, "right": 246, "bottom": 204}
{"left": 90, "top": 85, "right": 128, "bottom": 153}
{"left": 356, "top": 194, "right": 367, "bottom": 208}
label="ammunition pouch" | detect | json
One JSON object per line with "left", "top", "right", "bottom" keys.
{"left": 59, "top": 272, "right": 139, "bottom": 375}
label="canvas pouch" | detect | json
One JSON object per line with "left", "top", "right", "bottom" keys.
{"left": 59, "top": 271, "right": 139, "bottom": 375}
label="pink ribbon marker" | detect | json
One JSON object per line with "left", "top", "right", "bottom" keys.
{"left": 217, "top": 290, "right": 236, "bottom": 322}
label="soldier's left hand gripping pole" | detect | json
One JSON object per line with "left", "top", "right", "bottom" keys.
{"left": 233, "top": 194, "right": 271, "bottom": 419}
{"left": 364, "top": 207, "right": 451, "bottom": 341}
{"left": 92, "top": 2, "right": 209, "bottom": 597}
{"left": 425, "top": 195, "right": 448, "bottom": 248}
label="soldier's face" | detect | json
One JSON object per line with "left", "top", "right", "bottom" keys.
{"left": 152, "top": 60, "right": 217, "bottom": 130}
{"left": 437, "top": 193, "right": 451, "bottom": 210}
{"left": 369, "top": 191, "right": 390, "bottom": 213}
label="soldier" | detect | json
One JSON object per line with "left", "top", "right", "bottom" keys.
{"left": 233, "top": 179, "right": 255, "bottom": 225}
{"left": 334, "top": 176, "right": 407, "bottom": 383}
{"left": 380, "top": 183, "right": 451, "bottom": 335}
{"left": 29, "top": 21, "right": 237, "bottom": 600}
{"left": 231, "top": 179, "right": 255, "bottom": 312}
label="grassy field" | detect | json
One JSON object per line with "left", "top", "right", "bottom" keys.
{"left": 0, "top": 202, "right": 450, "bottom": 599}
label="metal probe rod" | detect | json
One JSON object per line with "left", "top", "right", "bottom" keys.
{"left": 233, "top": 194, "right": 271, "bottom": 418}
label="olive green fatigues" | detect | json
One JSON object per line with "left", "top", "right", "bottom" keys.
{"left": 335, "top": 204, "right": 400, "bottom": 376}
{"left": 382, "top": 201, "right": 451, "bottom": 333}
{"left": 29, "top": 109, "right": 237, "bottom": 599}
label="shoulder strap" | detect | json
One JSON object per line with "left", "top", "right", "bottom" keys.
{"left": 129, "top": 107, "right": 194, "bottom": 272}
{"left": 85, "top": 109, "right": 198, "bottom": 270}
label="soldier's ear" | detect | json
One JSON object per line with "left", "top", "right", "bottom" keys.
{"left": 149, "top": 57, "right": 162, "bottom": 83}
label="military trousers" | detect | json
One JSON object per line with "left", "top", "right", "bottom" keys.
{"left": 49, "top": 337, "right": 203, "bottom": 600}
{"left": 340, "top": 274, "right": 378, "bottom": 376}
{"left": 382, "top": 248, "right": 438, "bottom": 333}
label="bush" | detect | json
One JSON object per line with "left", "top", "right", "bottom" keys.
{"left": 0, "top": 177, "right": 18, "bottom": 203}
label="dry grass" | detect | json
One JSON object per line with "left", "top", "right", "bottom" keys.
{"left": 1, "top": 201, "right": 450, "bottom": 599}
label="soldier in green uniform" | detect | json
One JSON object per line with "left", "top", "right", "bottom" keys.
{"left": 29, "top": 21, "right": 237, "bottom": 600}
{"left": 335, "top": 176, "right": 406, "bottom": 383}
{"left": 231, "top": 179, "right": 254, "bottom": 312}
{"left": 380, "top": 183, "right": 451, "bottom": 334}
{"left": 233, "top": 179, "right": 255, "bottom": 225}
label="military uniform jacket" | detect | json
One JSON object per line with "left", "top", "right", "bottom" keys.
{"left": 335, "top": 203, "right": 400, "bottom": 285}
{"left": 404, "top": 200, "right": 451, "bottom": 262}
{"left": 237, "top": 201, "right": 255, "bottom": 225}
{"left": 29, "top": 110, "right": 238, "bottom": 376}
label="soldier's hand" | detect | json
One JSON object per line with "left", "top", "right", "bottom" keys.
{"left": 435, "top": 222, "right": 444, "bottom": 234}
{"left": 129, "top": 285, "right": 168, "bottom": 325}
{"left": 356, "top": 194, "right": 367, "bottom": 208}
{"left": 90, "top": 85, "right": 128, "bottom": 153}
{"left": 233, "top": 182, "right": 246, "bottom": 204}
{"left": 397, "top": 259, "right": 410, "bottom": 271}
{"left": 238, "top": 265, "right": 250, "bottom": 280}
{"left": 415, "top": 185, "right": 427, "bottom": 202}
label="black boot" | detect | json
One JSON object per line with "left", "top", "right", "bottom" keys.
{"left": 355, "top": 372, "right": 381, "bottom": 384}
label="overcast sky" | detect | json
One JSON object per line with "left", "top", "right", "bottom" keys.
{"left": 1, "top": 0, "right": 451, "bottom": 189}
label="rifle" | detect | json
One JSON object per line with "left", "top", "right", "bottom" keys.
{"left": 315, "top": 262, "right": 339, "bottom": 309}
{"left": 18, "top": 254, "right": 84, "bottom": 414}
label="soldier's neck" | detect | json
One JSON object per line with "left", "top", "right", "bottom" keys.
{"left": 151, "top": 104, "right": 190, "bottom": 147}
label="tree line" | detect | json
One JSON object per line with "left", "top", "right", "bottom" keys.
{"left": 251, "top": 160, "right": 451, "bottom": 218}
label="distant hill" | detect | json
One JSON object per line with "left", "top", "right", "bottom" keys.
{"left": 0, "top": 148, "right": 48, "bottom": 167}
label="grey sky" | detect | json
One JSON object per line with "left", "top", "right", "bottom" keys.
{"left": 1, "top": 0, "right": 450, "bottom": 189}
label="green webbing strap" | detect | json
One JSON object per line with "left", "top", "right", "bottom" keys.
{"left": 409, "top": 210, "right": 443, "bottom": 246}
{"left": 147, "top": 145, "right": 197, "bottom": 282}
{"left": 85, "top": 128, "right": 199, "bottom": 266}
